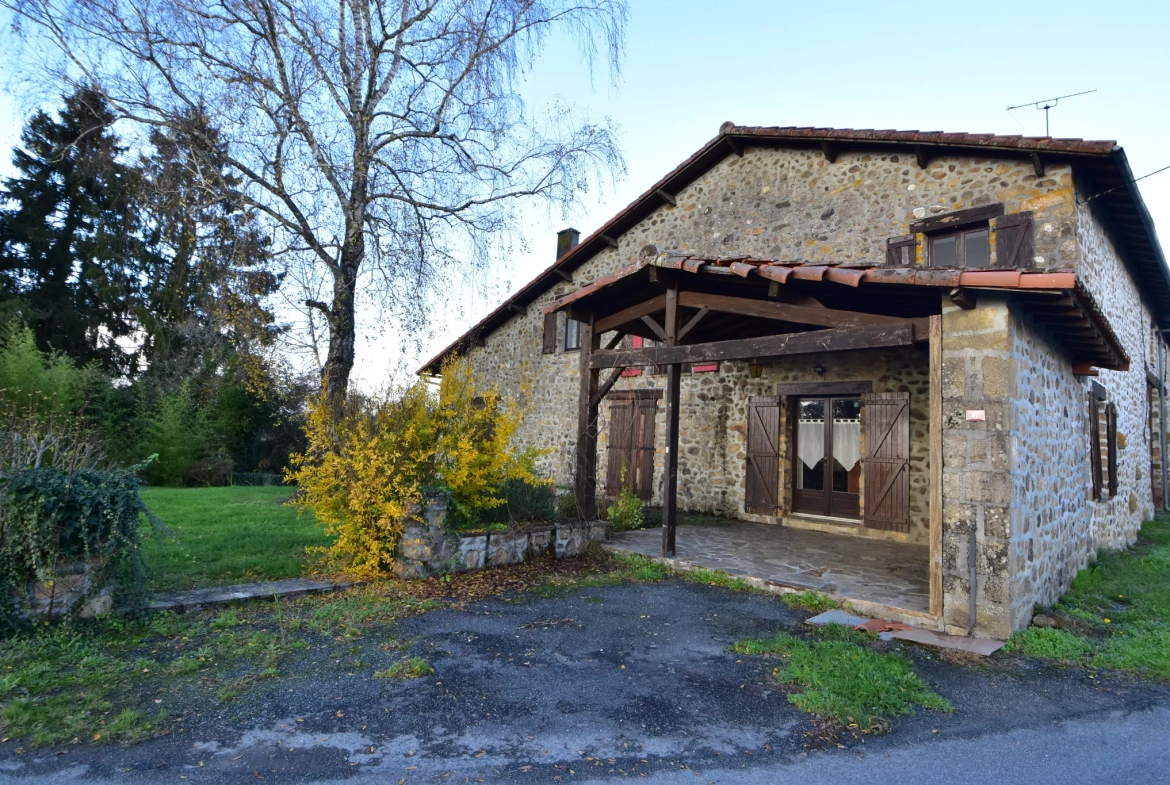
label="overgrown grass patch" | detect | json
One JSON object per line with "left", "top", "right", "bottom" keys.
{"left": 684, "top": 567, "right": 757, "bottom": 592}
{"left": 1004, "top": 516, "right": 1170, "bottom": 679}
{"left": 731, "top": 631, "right": 952, "bottom": 731}
{"left": 140, "top": 486, "right": 329, "bottom": 591}
{"left": 782, "top": 590, "right": 840, "bottom": 613}
{"left": 374, "top": 657, "right": 434, "bottom": 679}
{"left": 609, "top": 553, "right": 672, "bottom": 582}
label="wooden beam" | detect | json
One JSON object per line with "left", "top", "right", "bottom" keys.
{"left": 775, "top": 381, "right": 873, "bottom": 396}
{"left": 656, "top": 189, "right": 677, "bottom": 206}
{"left": 915, "top": 145, "right": 931, "bottom": 169}
{"left": 677, "top": 291, "right": 925, "bottom": 332}
{"left": 595, "top": 295, "right": 666, "bottom": 333}
{"left": 662, "top": 283, "right": 681, "bottom": 558}
{"left": 591, "top": 324, "right": 916, "bottom": 369}
{"left": 509, "top": 302, "right": 527, "bottom": 316}
{"left": 575, "top": 315, "right": 601, "bottom": 520}
{"left": 949, "top": 288, "right": 977, "bottom": 310}
{"left": 1073, "top": 362, "right": 1099, "bottom": 377}
{"left": 1031, "top": 152, "right": 1045, "bottom": 178}
{"left": 929, "top": 314, "right": 944, "bottom": 618}
{"left": 726, "top": 136, "right": 743, "bottom": 157}
{"left": 602, "top": 332, "right": 626, "bottom": 351}
{"left": 599, "top": 233, "right": 620, "bottom": 249}
{"left": 677, "top": 307, "right": 710, "bottom": 343}
{"left": 821, "top": 140, "right": 838, "bottom": 163}
{"left": 593, "top": 367, "right": 627, "bottom": 405}
{"left": 553, "top": 268, "right": 574, "bottom": 283}
{"left": 641, "top": 314, "right": 666, "bottom": 341}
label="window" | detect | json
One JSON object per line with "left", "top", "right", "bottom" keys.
{"left": 564, "top": 317, "right": 582, "bottom": 351}
{"left": 1089, "top": 384, "right": 1117, "bottom": 500}
{"left": 792, "top": 397, "right": 862, "bottom": 518}
{"left": 929, "top": 226, "right": 991, "bottom": 268}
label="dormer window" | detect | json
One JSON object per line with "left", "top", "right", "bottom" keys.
{"left": 929, "top": 226, "right": 991, "bottom": 268}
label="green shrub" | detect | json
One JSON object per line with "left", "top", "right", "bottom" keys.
{"left": 0, "top": 324, "right": 90, "bottom": 414}
{"left": 464, "top": 478, "right": 557, "bottom": 529}
{"left": 0, "top": 465, "right": 151, "bottom": 626}
{"left": 138, "top": 383, "right": 215, "bottom": 486}
{"left": 606, "top": 477, "right": 644, "bottom": 532}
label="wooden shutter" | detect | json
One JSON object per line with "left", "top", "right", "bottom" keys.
{"left": 1107, "top": 402, "right": 1118, "bottom": 497}
{"left": 745, "top": 397, "right": 780, "bottom": 514}
{"left": 542, "top": 312, "right": 557, "bottom": 354}
{"left": 887, "top": 235, "right": 916, "bottom": 266}
{"left": 862, "top": 392, "right": 910, "bottom": 532}
{"left": 632, "top": 398, "right": 657, "bottom": 500}
{"left": 995, "top": 211, "right": 1034, "bottom": 268}
{"left": 605, "top": 399, "right": 635, "bottom": 495}
{"left": 1088, "top": 394, "right": 1102, "bottom": 500}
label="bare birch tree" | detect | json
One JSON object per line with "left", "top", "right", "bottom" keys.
{"left": 6, "top": 0, "right": 626, "bottom": 410}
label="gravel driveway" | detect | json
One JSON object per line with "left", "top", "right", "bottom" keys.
{"left": 2, "top": 579, "right": 1167, "bottom": 784}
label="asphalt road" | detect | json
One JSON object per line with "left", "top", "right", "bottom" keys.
{"left": 2, "top": 580, "right": 1168, "bottom": 784}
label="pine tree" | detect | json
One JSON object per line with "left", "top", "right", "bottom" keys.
{"left": 0, "top": 87, "right": 144, "bottom": 376}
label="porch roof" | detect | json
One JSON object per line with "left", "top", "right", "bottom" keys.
{"left": 543, "top": 249, "right": 1129, "bottom": 372}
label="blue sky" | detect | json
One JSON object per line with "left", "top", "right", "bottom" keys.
{"left": 1, "top": 1, "right": 1167, "bottom": 388}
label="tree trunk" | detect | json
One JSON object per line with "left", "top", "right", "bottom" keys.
{"left": 322, "top": 240, "right": 361, "bottom": 414}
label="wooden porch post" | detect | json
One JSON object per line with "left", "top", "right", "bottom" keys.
{"left": 662, "top": 283, "right": 681, "bottom": 557}
{"left": 576, "top": 313, "right": 601, "bottom": 520}
{"left": 929, "top": 313, "right": 944, "bottom": 617}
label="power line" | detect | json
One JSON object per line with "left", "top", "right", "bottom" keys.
{"left": 1006, "top": 89, "right": 1097, "bottom": 136}
{"left": 1077, "top": 164, "right": 1170, "bottom": 205}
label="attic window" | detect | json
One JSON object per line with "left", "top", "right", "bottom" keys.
{"left": 930, "top": 226, "right": 991, "bottom": 268}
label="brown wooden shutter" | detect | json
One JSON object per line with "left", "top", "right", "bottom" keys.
{"left": 862, "top": 392, "right": 911, "bottom": 532}
{"left": 632, "top": 398, "right": 657, "bottom": 500}
{"left": 887, "top": 235, "right": 916, "bottom": 266}
{"left": 1089, "top": 394, "right": 1102, "bottom": 500}
{"left": 745, "top": 397, "right": 780, "bottom": 514}
{"left": 995, "top": 211, "right": 1034, "bottom": 268}
{"left": 1107, "top": 402, "right": 1118, "bottom": 497}
{"left": 605, "top": 399, "right": 635, "bottom": 496}
{"left": 542, "top": 312, "right": 557, "bottom": 354}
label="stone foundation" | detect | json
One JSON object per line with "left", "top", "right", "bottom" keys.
{"left": 392, "top": 497, "right": 607, "bottom": 579}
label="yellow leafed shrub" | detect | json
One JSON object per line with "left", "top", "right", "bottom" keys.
{"left": 286, "top": 358, "right": 542, "bottom": 577}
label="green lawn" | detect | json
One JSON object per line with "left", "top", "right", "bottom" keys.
{"left": 1004, "top": 515, "right": 1170, "bottom": 679}
{"left": 140, "top": 486, "right": 329, "bottom": 591}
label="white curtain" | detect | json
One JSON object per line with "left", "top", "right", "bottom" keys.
{"left": 833, "top": 418, "right": 861, "bottom": 472}
{"left": 798, "top": 419, "right": 825, "bottom": 470}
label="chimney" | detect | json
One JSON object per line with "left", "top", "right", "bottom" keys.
{"left": 556, "top": 228, "right": 580, "bottom": 260}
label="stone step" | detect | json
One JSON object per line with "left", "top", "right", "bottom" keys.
{"left": 142, "top": 578, "right": 358, "bottom": 613}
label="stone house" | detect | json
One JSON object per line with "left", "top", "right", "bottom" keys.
{"left": 421, "top": 124, "right": 1170, "bottom": 639}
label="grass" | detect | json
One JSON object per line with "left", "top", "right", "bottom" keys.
{"left": 683, "top": 566, "right": 757, "bottom": 592}
{"left": 140, "top": 486, "right": 330, "bottom": 591}
{"left": 374, "top": 657, "right": 434, "bottom": 679}
{"left": 0, "top": 586, "right": 434, "bottom": 747}
{"left": 731, "top": 630, "right": 953, "bottom": 731}
{"left": 782, "top": 590, "right": 840, "bottom": 613}
{"left": 1003, "top": 516, "right": 1170, "bottom": 679}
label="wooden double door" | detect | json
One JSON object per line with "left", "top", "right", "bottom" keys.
{"left": 745, "top": 391, "right": 911, "bottom": 532}
{"left": 605, "top": 392, "right": 659, "bottom": 499}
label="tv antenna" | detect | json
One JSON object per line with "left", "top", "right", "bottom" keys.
{"left": 1007, "top": 89, "right": 1096, "bottom": 136}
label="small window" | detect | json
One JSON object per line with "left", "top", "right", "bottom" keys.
{"left": 929, "top": 226, "right": 991, "bottom": 268}
{"left": 564, "top": 317, "right": 582, "bottom": 351}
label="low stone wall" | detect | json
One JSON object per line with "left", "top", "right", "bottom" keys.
{"left": 392, "top": 497, "right": 608, "bottom": 579}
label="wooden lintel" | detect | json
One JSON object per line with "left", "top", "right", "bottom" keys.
{"left": 677, "top": 291, "right": 922, "bottom": 332}
{"left": 726, "top": 136, "right": 743, "bottom": 157}
{"left": 677, "top": 307, "right": 710, "bottom": 343}
{"left": 591, "top": 324, "right": 916, "bottom": 369}
{"left": 656, "top": 189, "right": 677, "bottom": 206}
{"left": 1031, "top": 152, "right": 1045, "bottom": 178}
{"left": 821, "top": 140, "right": 838, "bottom": 163}
{"left": 775, "top": 381, "right": 873, "bottom": 396}
{"left": 641, "top": 314, "right": 667, "bottom": 341}
{"left": 915, "top": 145, "right": 931, "bottom": 169}
{"left": 553, "top": 268, "right": 574, "bottom": 283}
{"left": 595, "top": 295, "right": 667, "bottom": 333}
{"left": 599, "top": 233, "right": 620, "bottom": 249}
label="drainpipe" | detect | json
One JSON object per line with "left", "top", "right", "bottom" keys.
{"left": 1160, "top": 337, "right": 1169, "bottom": 511}
{"left": 968, "top": 526, "right": 978, "bottom": 636}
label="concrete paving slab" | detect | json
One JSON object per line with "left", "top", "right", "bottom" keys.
{"left": 144, "top": 578, "right": 357, "bottom": 613}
